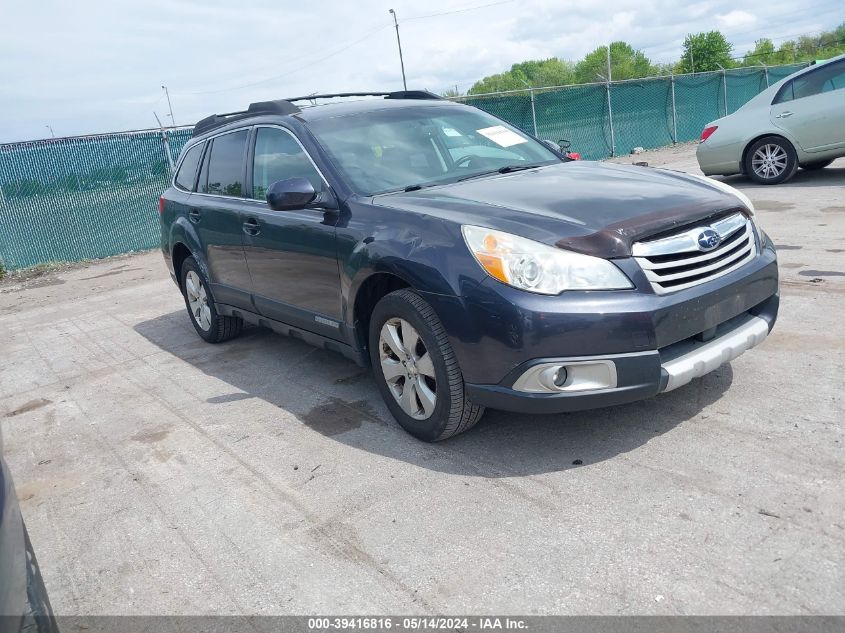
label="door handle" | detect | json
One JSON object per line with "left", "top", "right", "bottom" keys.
{"left": 188, "top": 208, "right": 201, "bottom": 223}
{"left": 775, "top": 111, "right": 793, "bottom": 118}
{"left": 243, "top": 217, "right": 260, "bottom": 236}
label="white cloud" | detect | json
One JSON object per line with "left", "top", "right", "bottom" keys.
{"left": 0, "top": 0, "right": 840, "bottom": 142}
{"left": 716, "top": 10, "right": 757, "bottom": 28}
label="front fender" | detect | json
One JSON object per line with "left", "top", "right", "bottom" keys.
{"left": 339, "top": 200, "right": 488, "bottom": 328}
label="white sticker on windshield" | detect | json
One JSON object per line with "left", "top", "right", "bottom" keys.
{"left": 476, "top": 125, "right": 528, "bottom": 147}
{"left": 442, "top": 127, "right": 462, "bottom": 137}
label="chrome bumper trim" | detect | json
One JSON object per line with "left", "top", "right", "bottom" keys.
{"left": 660, "top": 313, "right": 770, "bottom": 393}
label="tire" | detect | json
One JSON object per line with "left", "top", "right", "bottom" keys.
{"left": 180, "top": 256, "right": 242, "bottom": 343}
{"left": 744, "top": 136, "right": 798, "bottom": 185}
{"left": 369, "top": 289, "right": 484, "bottom": 441}
{"left": 800, "top": 159, "right": 834, "bottom": 170}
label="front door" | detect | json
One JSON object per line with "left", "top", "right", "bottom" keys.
{"left": 241, "top": 125, "right": 342, "bottom": 340}
{"left": 193, "top": 128, "right": 253, "bottom": 308}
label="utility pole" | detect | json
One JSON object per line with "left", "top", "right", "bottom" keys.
{"left": 45, "top": 125, "right": 55, "bottom": 138}
{"left": 388, "top": 9, "right": 407, "bottom": 91}
{"left": 161, "top": 85, "right": 175, "bottom": 125}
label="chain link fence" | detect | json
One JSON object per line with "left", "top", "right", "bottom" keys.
{"left": 0, "top": 63, "right": 809, "bottom": 271}
{"left": 457, "top": 63, "right": 809, "bottom": 159}
{"left": 0, "top": 128, "right": 191, "bottom": 271}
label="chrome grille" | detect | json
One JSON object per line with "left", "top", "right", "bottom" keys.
{"left": 632, "top": 212, "right": 757, "bottom": 294}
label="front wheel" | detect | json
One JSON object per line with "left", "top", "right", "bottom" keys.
{"left": 369, "top": 289, "right": 484, "bottom": 441}
{"left": 744, "top": 136, "right": 797, "bottom": 185}
{"left": 801, "top": 159, "right": 834, "bottom": 171}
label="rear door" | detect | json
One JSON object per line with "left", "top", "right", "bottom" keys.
{"left": 192, "top": 128, "right": 253, "bottom": 308}
{"left": 241, "top": 125, "right": 342, "bottom": 340}
{"left": 771, "top": 59, "right": 845, "bottom": 152}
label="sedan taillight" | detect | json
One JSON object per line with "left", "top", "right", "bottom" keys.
{"left": 159, "top": 196, "right": 165, "bottom": 215}
{"left": 700, "top": 126, "right": 718, "bottom": 142}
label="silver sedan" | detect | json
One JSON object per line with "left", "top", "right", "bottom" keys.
{"left": 696, "top": 54, "right": 845, "bottom": 184}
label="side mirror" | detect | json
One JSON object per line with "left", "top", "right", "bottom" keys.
{"left": 266, "top": 177, "right": 316, "bottom": 211}
{"left": 557, "top": 138, "right": 572, "bottom": 150}
{"left": 541, "top": 139, "right": 559, "bottom": 152}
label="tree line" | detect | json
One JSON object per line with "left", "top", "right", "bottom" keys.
{"left": 451, "top": 23, "right": 845, "bottom": 96}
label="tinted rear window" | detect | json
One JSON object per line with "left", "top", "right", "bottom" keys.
{"left": 174, "top": 142, "right": 204, "bottom": 191}
{"left": 203, "top": 130, "right": 248, "bottom": 196}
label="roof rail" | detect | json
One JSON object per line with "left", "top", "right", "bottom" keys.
{"left": 285, "top": 90, "right": 444, "bottom": 102}
{"left": 192, "top": 100, "right": 301, "bottom": 137}
{"left": 192, "top": 91, "right": 444, "bottom": 137}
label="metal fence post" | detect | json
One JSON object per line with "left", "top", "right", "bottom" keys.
{"left": 154, "top": 112, "right": 176, "bottom": 173}
{"left": 529, "top": 87, "right": 538, "bottom": 137}
{"left": 763, "top": 64, "right": 769, "bottom": 87}
{"left": 606, "top": 80, "right": 615, "bottom": 157}
{"left": 670, "top": 74, "right": 678, "bottom": 144}
{"left": 717, "top": 65, "right": 728, "bottom": 116}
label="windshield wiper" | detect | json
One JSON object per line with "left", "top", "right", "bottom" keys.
{"left": 457, "top": 164, "right": 542, "bottom": 182}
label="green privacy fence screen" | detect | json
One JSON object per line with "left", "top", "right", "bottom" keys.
{"left": 456, "top": 63, "right": 809, "bottom": 159}
{"left": 0, "top": 63, "right": 809, "bottom": 270}
{"left": 0, "top": 128, "right": 192, "bottom": 270}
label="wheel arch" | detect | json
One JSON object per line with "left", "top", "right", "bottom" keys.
{"left": 350, "top": 271, "right": 412, "bottom": 360}
{"left": 741, "top": 132, "right": 797, "bottom": 174}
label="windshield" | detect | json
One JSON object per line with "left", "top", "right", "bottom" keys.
{"left": 306, "top": 105, "right": 561, "bottom": 195}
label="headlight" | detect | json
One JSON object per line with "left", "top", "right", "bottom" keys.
{"left": 461, "top": 226, "right": 633, "bottom": 294}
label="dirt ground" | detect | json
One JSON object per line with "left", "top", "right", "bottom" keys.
{"left": 1, "top": 146, "right": 843, "bottom": 615}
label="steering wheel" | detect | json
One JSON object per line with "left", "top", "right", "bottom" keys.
{"left": 453, "top": 155, "right": 474, "bottom": 168}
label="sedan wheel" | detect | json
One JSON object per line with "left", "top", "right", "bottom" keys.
{"left": 751, "top": 144, "right": 788, "bottom": 180}
{"left": 744, "top": 136, "right": 797, "bottom": 185}
{"left": 379, "top": 318, "right": 437, "bottom": 420}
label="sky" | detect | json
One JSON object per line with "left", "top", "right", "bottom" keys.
{"left": 1, "top": 0, "right": 842, "bottom": 143}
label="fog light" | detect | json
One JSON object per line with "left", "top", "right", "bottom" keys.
{"left": 537, "top": 366, "right": 568, "bottom": 391}
{"left": 513, "top": 360, "right": 618, "bottom": 393}
{"left": 553, "top": 367, "right": 568, "bottom": 388}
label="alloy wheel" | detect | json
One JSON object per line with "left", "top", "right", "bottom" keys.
{"left": 751, "top": 144, "right": 788, "bottom": 180}
{"left": 379, "top": 318, "right": 437, "bottom": 420}
{"left": 185, "top": 270, "right": 212, "bottom": 331}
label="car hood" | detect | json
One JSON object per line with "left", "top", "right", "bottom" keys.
{"left": 374, "top": 161, "right": 747, "bottom": 258}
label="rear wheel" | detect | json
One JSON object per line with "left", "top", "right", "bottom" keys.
{"left": 369, "top": 289, "right": 484, "bottom": 441}
{"left": 180, "top": 256, "right": 242, "bottom": 343}
{"left": 744, "top": 136, "right": 797, "bottom": 185}
{"left": 800, "top": 159, "right": 834, "bottom": 170}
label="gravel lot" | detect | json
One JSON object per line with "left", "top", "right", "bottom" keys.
{"left": 1, "top": 145, "right": 843, "bottom": 615}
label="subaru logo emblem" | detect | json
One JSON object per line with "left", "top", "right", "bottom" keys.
{"left": 697, "top": 229, "right": 721, "bottom": 251}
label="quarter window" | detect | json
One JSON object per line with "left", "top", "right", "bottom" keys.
{"left": 174, "top": 142, "right": 204, "bottom": 191}
{"left": 252, "top": 127, "right": 323, "bottom": 201}
{"left": 203, "top": 130, "right": 248, "bottom": 196}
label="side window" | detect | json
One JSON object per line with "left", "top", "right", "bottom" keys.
{"left": 790, "top": 60, "right": 845, "bottom": 100}
{"left": 174, "top": 142, "right": 204, "bottom": 191}
{"left": 252, "top": 127, "right": 323, "bottom": 201}
{"left": 773, "top": 81, "right": 794, "bottom": 104}
{"left": 203, "top": 129, "right": 248, "bottom": 196}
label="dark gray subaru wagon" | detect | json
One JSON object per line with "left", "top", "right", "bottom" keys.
{"left": 159, "top": 91, "right": 779, "bottom": 441}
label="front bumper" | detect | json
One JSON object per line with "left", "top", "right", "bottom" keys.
{"left": 423, "top": 241, "right": 779, "bottom": 414}
{"left": 464, "top": 298, "right": 777, "bottom": 413}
